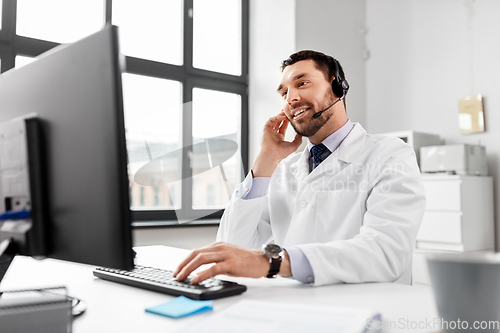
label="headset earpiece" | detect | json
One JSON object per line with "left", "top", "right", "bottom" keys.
{"left": 339, "top": 78, "right": 349, "bottom": 99}
{"left": 330, "top": 57, "right": 349, "bottom": 99}
{"left": 312, "top": 56, "right": 349, "bottom": 119}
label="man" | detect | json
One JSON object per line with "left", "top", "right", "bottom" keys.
{"left": 174, "top": 50, "right": 426, "bottom": 286}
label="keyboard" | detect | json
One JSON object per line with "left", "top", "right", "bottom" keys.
{"left": 93, "top": 265, "right": 247, "bottom": 300}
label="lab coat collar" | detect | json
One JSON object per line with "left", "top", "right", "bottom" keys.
{"left": 290, "top": 123, "right": 367, "bottom": 183}
{"left": 335, "top": 122, "right": 367, "bottom": 164}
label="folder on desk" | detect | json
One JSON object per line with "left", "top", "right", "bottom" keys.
{"left": 179, "top": 299, "right": 380, "bottom": 333}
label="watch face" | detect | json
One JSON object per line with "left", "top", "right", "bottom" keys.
{"left": 265, "top": 244, "right": 283, "bottom": 258}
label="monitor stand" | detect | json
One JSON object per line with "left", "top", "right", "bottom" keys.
{"left": 0, "top": 238, "right": 16, "bottom": 283}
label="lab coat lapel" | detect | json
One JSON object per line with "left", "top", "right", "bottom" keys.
{"left": 305, "top": 123, "right": 368, "bottom": 183}
{"left": 290, "top": 148, "right": 310, "bottom": 184}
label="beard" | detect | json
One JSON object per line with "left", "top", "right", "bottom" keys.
{"left": 288, "top": 90, "right": 336, "bottom": 137}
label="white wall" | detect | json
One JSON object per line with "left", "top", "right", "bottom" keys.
{"left": 248, "top": 0, "right": 297, "bottom": 164}
{"left": 295, "top": 0, "right": 367, "bottom": 125}
{"left": 365, "top": 0, "right": 500, "bottom": 249}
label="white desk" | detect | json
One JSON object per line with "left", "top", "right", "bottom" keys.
{"left": 1, "top": 246, "right": 439, "bottom": 333}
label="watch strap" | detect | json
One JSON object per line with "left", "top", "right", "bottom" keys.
{"left": 266, "top": 257, "right": 282, "bottom": 278}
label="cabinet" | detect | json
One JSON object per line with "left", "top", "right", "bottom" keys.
{"left": 416, "top": 174, "right": 494, "bottom": 252}
{"left": 413, "top": 174, "right": 494, "bottom": 284}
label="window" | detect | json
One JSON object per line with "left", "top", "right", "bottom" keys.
{"left": 122, "top": 73, "right": 182, "bottom": 210}
{"left": 192, "top": 0, "right": 241, "bottom": 75}
{"left": 15, "top": 55, "right": 35, "bottom": 68}
{"left": 16, "top": 0, "right": 104, "bottom": 43}
{"left": 192, "top": 88, "right": 242, "bottom": 209}
{"left": 0, "top": 1, "right": 249, "bottom": 226}
{"left": 112, "top": 0, "right": 183, "bottom": 65}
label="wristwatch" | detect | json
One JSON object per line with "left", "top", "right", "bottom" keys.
{"left": 262, "top": 244, "right": 285, "bottom": 278}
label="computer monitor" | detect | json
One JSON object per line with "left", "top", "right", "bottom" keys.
{"left": 0, "top": 26, "right": 134, "bottom": 271}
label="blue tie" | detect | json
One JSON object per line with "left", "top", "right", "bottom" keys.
{"left": 310, "top": 143, "right": 329, "bottom": 170}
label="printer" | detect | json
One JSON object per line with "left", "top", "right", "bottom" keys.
{"left": 420, "top": 144, "right": 487, "bottom": 176}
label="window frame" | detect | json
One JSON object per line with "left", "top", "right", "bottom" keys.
{"left": 0, "top": 0, "right": 249, "bottom": 227}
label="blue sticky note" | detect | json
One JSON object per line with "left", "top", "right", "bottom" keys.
{"left": 145, "top": 296, "right": 213, "bottom": 318}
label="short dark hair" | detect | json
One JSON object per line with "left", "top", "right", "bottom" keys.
{"left": 281, "top": 50, "right": 347, "bottom": 104}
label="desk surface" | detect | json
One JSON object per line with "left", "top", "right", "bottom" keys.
{"left": 1, "top": 246, "right": 438, "bottom": 333}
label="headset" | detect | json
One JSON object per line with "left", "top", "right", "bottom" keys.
{"left": 311, "top": 56, "right": 349, "bottom": 119}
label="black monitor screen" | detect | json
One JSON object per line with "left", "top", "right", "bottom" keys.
{"left": 0, "top": 26, "right": 134, "bottom": 270}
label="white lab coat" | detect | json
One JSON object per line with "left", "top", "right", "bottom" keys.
{"left": 217, "top": 123, "right": 426, "bottom": 286}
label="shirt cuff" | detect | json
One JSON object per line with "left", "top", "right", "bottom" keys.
{"left": 285, "top": 246, "right": 315, "bottom": 284}
{"left": 233, "top": 171, "right": 271, "bottom": 200}
{"left": 233, "top": 172, "right": 253, "bottom": 199}
{"left": 245, "top": 176, "right": 271, "bottom": 199}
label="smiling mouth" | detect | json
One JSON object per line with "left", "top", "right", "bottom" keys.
{"left": 292, "top": 108, "right": 309, "bottom": 119}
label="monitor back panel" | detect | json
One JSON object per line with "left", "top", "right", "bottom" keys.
{"left": 0, "top": 26, "right": 134, "bottom": 269}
